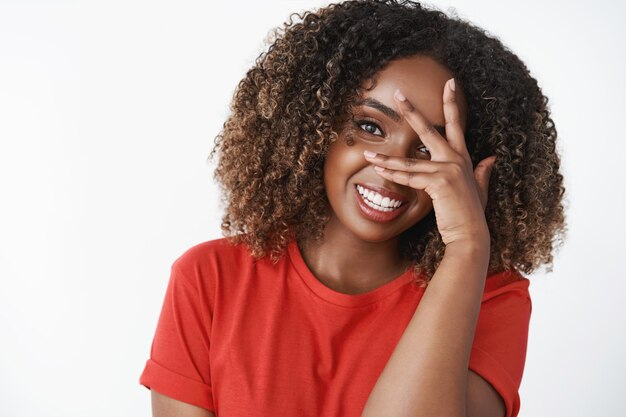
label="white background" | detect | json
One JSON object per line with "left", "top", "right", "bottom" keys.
{"left": 1, "top": 0, "right": 624, "bottom": 416}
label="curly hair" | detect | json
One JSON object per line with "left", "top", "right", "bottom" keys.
{"left": 207, "top": 0, "right": 567, "bottom": 285}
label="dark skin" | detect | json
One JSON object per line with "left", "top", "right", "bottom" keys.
{"left": 299, "top": 54, "right": 503, "bottom": 416}
{"left": 150, "top": 55, "right": 502, "bottom": 416}
{"left": 299, "top": 54, "right": 470, "bottom": 295}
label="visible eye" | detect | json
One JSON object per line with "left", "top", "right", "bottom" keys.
{"left": 354, "top": 119, "right": 384, "bottom": 137}
{"left": 416, "top": 144, "right": 430, "bottom": 157}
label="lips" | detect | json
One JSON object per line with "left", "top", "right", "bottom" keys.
{"left": 353, "top": 185, "right": 409, "bottom": 222}
{"left": 355, "top": 183, "right": 409, "bottom": 203}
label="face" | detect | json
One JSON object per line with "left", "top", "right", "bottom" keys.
{"left": 323, "top": 54, "right": 469, "bottom": 242}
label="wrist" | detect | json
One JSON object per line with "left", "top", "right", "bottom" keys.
{"left": 444, "top": 235, "right": 490, "bottom": 258}
{"left": 443, "top": 241, "right": 491, "bottom": 283}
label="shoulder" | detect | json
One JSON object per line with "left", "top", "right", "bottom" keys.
{"left": 166, "top": 236, "right": 257, "bottom": 294}
{"left": 172, "top": 236, "right": 252, "bottom": 273}
{"left": 483, "top": 269, "right": 531, "bottom": 303}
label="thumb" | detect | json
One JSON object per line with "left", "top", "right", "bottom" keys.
{"left": 474, "top": 155, "right": 497, "bottom": 211}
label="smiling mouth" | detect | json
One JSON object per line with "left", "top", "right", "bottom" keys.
{"left": 355, "top": 184, "right": 406, "bottom": 211}
{"left": 353, "top": 184, "right": 409, "bottom": 223}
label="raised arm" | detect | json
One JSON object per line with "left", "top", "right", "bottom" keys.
{"left": 360, "top": 80, "right": 501, "bottom": 417}
{"left": 360, "top": 241, "right": 502, "bottom": 417}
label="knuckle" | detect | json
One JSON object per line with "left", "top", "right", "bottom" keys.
{"left": 433, "top": 175, "right": 446, "bottom": 189}
{"left": 455, "top": 156, "right": 467, "bottom": 167}
{"left": 445, "top": 117, "right": 461, "bottom": 127}
{"left": 448, "top": 161, "right": 464, "bottom": 176}
{"left": 440, "top": 173, "right": 454, "bottom": 186}
{"left": 447, "top": 153, "right": 465, "bottom": 167}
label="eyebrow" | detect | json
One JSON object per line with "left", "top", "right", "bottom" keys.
{"left": 354, "top": 97, "right": 446, "bottom": 135}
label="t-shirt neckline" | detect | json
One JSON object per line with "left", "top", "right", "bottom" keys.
{"left": 287, "top": 239, "right": 418, "bottom": 307}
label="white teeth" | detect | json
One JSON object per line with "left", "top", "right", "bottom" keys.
{"left": 356, "top": 185, "right": 403, "bottom": 212}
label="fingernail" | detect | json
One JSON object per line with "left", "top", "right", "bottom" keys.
{"left": 394, "top": 89, "right": 406, "bottom": 101}
{"left": 374, "top": 166, "right": 385, "bottom": 172}
{"left": 363, "top": 150, "right": 377, "bottom": 158}
{"left": 449, "top": 78, "right": 455, "bottom": 92}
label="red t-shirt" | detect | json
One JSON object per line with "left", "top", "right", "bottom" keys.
{"left": 139, "top": 237, "right": 532, "bottom": 417}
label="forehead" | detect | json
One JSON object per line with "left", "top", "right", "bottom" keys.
{"left": 358, "top": 55, "right": 467, "bottom": 130}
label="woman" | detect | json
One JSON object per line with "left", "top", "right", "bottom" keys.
{"left": 139, "top": 1, "right": 566, "bottom": 416}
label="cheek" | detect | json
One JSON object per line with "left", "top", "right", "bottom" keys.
{"left": 323, "top": 141, "right": 368, "bottom": 188}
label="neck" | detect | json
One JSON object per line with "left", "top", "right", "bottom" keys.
{"left": 297, "top": 215, "right": 411, "bottom": 295}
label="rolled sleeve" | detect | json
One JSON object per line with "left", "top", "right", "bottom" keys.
{"left": 469, "top": 275, "right": 532, "bottom": 417}
{"left": 139, "top": 261, "right": 215, "bottom": 412}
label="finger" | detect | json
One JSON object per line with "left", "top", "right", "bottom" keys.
{"left": 393, "top": 89, "right": 450, "bottom": 159}
{"left": 473, "top": 155, "right": 497, "bottom": 210}
{"left": 442, "top": 78, "right": 470, "bottom": 160}
{"left": 372, "top": 165, "right": 436, "bottom": 191}
{"left": 363, "top": 150, "right": 440, "bottom": 173}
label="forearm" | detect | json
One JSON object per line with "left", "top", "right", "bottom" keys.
{"left": 360, "top": 240, "right": 490, "bottom": 417}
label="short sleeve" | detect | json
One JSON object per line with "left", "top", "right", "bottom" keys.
{"left": 139, "top": 260, "right": 215, "bottom": 412}
{"left": 469, "top": 273, "right": 532, "bottom": 417}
